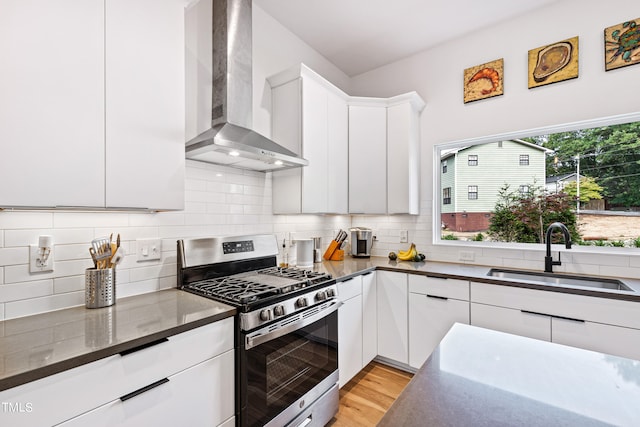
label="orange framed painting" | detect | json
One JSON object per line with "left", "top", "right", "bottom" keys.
{"left": 528, "top": 36, "right": 579, "bottom": 89}
{"left": 463, "top": 59, "right": 504, "bottom": 104}
{"left": 604, "top": 18, "right": 640, "bottom": 71}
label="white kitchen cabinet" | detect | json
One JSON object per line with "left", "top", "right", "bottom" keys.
{"left": 348, "top": 101, "right": 388, "bottom": 214}
{"left": 469, "top": 281, "right": 640, "bottom": 360}
{"left": 348, "top": 94, "right": 425, "bottom": 214}
{"left": 59, "top": 350, "right": 235, "bottom": 427}
{"left": 552, "top": 317, "right": 640, "bottom": 361}
{"left": 470, "top": 302, "right": 551, "bottom": 341}
{"left": 269, "top": 64, "right": 349, "bottom": 214}
{"left": 361, "top": 271, "right": 377, "bottom": 365}
{"left": 0, "top": 0, "right": 105, "bottom": 208}
{"left": 0, "top": 319, "right": 234, "bottom": 427}
{"left": 387, "top": 94, "right": 424, "bottom": 214}
{"left": 0, "top": 0, "right": 185, "bottom": 210}
{"left": 408, "top": 276, "right": 470, "bottom": 368}
{"left": 376, "top": 271, "right": 408, "bottom": 364}
{"left": 105, "top": 0, "right": 185, "bottom": 210}
{"left": 337, "top": 278, "right": 363, "bottom": 387}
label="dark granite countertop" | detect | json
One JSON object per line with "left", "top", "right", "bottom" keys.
{"left": 0, "top": 289, "right": 235, "bottom": 391}
{"left": 3, "top": 256, "right": 640, "bottom": 393}
{"left": 316, "top": 257, "right": 640, "bottom": 302}
{"left": 378, "top": 323, "right": 640, "bottom": 427}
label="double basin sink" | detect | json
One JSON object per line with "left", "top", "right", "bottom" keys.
{"left": 487, "top": 268, "right": 634, "bottom": 292}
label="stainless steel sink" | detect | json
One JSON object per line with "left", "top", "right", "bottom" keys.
{"left": 487, "top": 268, "right": 634, "bottom": 292}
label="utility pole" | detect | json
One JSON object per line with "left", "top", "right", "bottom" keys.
{"left": 575, "top": 155, "right": 580, "bottom": 215}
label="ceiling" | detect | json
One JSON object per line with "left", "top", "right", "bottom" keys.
{"left": 254, "top": 0, "right": 562, "bottom": 77}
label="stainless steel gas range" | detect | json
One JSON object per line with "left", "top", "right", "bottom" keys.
{"left": 177, "top": 234, "right": 340, "bottom": 427}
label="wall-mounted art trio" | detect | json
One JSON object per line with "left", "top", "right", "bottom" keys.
{"left": 463, "top": 17, "right": 640, "bottom": 104}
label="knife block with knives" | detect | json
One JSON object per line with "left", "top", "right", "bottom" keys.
{"left": 323, "top": 230, "right": 347, "bottom": 261}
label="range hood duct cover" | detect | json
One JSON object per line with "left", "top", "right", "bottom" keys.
{"left": 185, "top": 0, "right": 307, "bottom": 171}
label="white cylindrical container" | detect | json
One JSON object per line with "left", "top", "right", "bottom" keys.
{"left": 295, "top": 239, "right": 314, "bottom": 268}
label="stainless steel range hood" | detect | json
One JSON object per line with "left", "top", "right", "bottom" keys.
{"left": 185, "top": 0, "right": 307, "bottom": 171}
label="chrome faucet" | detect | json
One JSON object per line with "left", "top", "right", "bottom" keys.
{"left": 544, "top": 222, "right": 572, "bottom": 273}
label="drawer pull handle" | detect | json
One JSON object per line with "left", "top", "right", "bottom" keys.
{"left": 362, "top": 271, "right": 373, "bottom": 276}
{"left": 119, "top": 337, "right": 168, "bottom": 356}
{"left": 120, "top": 378, "right": 169, "bottom": 402}
{"left": 427, "top": 294, "right": 448, "bottom": 300}
{"left": 552, "top": 314, "right": 585, "bottom": 323}
{"left": 521, "top": 309, "right": 549, "bottom": 318}
{"left": 426, "top": 275, "right": 447, "bottom": 280}
{"left": 340, "top": 278, "right": 354, "bottom": 283}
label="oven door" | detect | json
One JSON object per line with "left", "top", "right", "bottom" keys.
{"left": 240, "top": 300, "right": 340, "bottom": 427}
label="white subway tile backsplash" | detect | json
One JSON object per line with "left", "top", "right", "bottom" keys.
{"left": 0, "top": 280, "right": 53, "bottom": 303}
{"left": 53, "top": 212, "right": 130, "bottom": 229}
{"left": 0, "top": 247, "right": 29, "bottom": 266}
{"left": 0, "top": 212, "right": 54, "bottom": 229}
{"left": 54, "top": 275, "right": 85, "bottom": 294}
{"left": 5, "top": 292, "right": 84, "bottom": 319}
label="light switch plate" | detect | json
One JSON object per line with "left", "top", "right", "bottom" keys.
{"left": 400, "top": 230, "right": 409, "bottom": 243}
{"left": 136, "top": 238, "right": 162, "bottom": 262}
{"left": 459, "top": 251, "right": 475, "bottom": 262}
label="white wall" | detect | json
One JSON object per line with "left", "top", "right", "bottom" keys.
{"left": 350, "top": 0, "right": 640, "bottom": 275}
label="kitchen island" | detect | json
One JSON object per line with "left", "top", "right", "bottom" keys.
{"left": 378, "top": 323, "right": 640, "bottom": 427}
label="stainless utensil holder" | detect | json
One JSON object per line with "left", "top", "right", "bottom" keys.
{"left": 85, "top": 268, "right": 116, "bottom": 308}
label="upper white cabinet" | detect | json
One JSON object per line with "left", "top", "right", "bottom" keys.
{"left": 348, "top": 101, "right": 387, "bottom": 214}
{"left": 348, "top": 93, "right": 424, "bottom": 214}
{"left": 268, "top": 65, "right": 349, "bottom": 214}
{"left": 387, "top": 95, "right": 424, "bottom": 214}
{"left": 268, "top": 64, "right": 424, "bottom": 215}
{"left": 105, "top": 0, "right": 185, "bottom": 210}
{"left": 0, "top": 0, "right": 185, "bottom": 210}
{"left": 0, "top": 0, "right": 105, "bottom": 207}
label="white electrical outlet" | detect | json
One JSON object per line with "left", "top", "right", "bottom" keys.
{"left": 137, "top": 238, "right": 162, "bottom": 262}
{"left": 459, "top": 251, "right": 475, "bottom": 262}
{"left": 29, "top": 244, "right": 54, "bottom": 273}
{"left": 400, "top": 230, "right": 409, "bottom": 243}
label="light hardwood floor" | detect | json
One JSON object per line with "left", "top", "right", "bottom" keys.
{"left": 327, "top": 362, "right": 413, "bottom": 427}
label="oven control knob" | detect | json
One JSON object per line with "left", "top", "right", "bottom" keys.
{"left": 295, "top": 297, "right": 308, "bottom": 308}
{"left": 325, "top": 288, "right": 336, "bottom": 298}
{"left": 259, "top": 309, "right": 272, "bottom": 321}
{"left": 315, "top": 291, "right": 327, "bottom": 301}
{"left": 273, "top": 305, "right": 285, "bottom": 317}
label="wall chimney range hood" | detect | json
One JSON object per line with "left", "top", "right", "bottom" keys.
{"left": 185, "top": 0, "right": 308, "bottom": 171}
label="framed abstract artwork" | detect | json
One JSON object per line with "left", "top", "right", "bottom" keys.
{"left": 463, "top": 58, "right": 504, "bottom": 104}
{"left": 604, "top": 18, "right": 640, "bottom": 71}
{"left": 528, "top": 36, "right": 579, "bottom": 89}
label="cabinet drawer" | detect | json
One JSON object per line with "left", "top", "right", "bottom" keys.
{"left": 337, "top": 275, "right": 363, "bottom": 301}
{"left": 470, "top": 302, "right": 551, "bottom": 342}
{"left": 409, "top": 275, "right": 469, "bottom": 301}
{"left": 0, "top": 318, "right": 233, "bottom": 427}
{"left": 58, "top": 349, "right": 235, "bottom": 427}
{"left": 470, "top": 281, "right": 640, "bottom": 329}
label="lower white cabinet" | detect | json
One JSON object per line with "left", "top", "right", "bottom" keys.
{"left": 470, "top": 281, "right": 640, "bottom": 360}
{"left": 552, "top": 317, "right": 640, "bottom": 361}
{"left": 337, "top": 275, "right": 363, "bottom": 387}
{"left": 337, "top": 271, "right": 377, "bottom": 387}
{"left": 470, "top": 302, "right": 551, "bottom": 342}
{"left": 59, "top": 350, "right": 234, "bottom": 426}
{"left": 0, "top": 318, "right": 234, "bottom": 427}
{"left": 362, "top": 271, "right": 377, "bottom": 365}
{"left": 377, "top": 271, "right": 408, "bottom": 364}
{"left": 408, "top": 276, "right": 470, "bottom": 368}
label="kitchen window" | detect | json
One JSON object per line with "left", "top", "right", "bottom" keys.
{"left": 443, "top": 187, "right": 451, "bottom": 204}
{"left": 433, "top": 112, "right": 640, "bottom": 252}
{"left": 468, "top": 185, "right": 478, "bottom": 200}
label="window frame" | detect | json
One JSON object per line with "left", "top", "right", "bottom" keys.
{"left": 519, "top": 154, "right": 530, "bottom": 166}
{"left": 443, "top": 187, "right": 451, "bottom": 205}
{"left": 432, "top": 111, "right": 640, "bottom": 253}
{"left": 468, "top": 154, "right": 478, "bottom": 166}
{"left": 467, "top": 185, "right": 478, "bottom": 200}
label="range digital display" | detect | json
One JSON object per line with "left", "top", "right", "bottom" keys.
{"left": 222, "top": 240, "right": 254, "bottom": 254}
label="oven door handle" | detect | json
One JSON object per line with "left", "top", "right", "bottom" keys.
{"left": 245, "top": 299, "right": 343, "bottom": 350}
